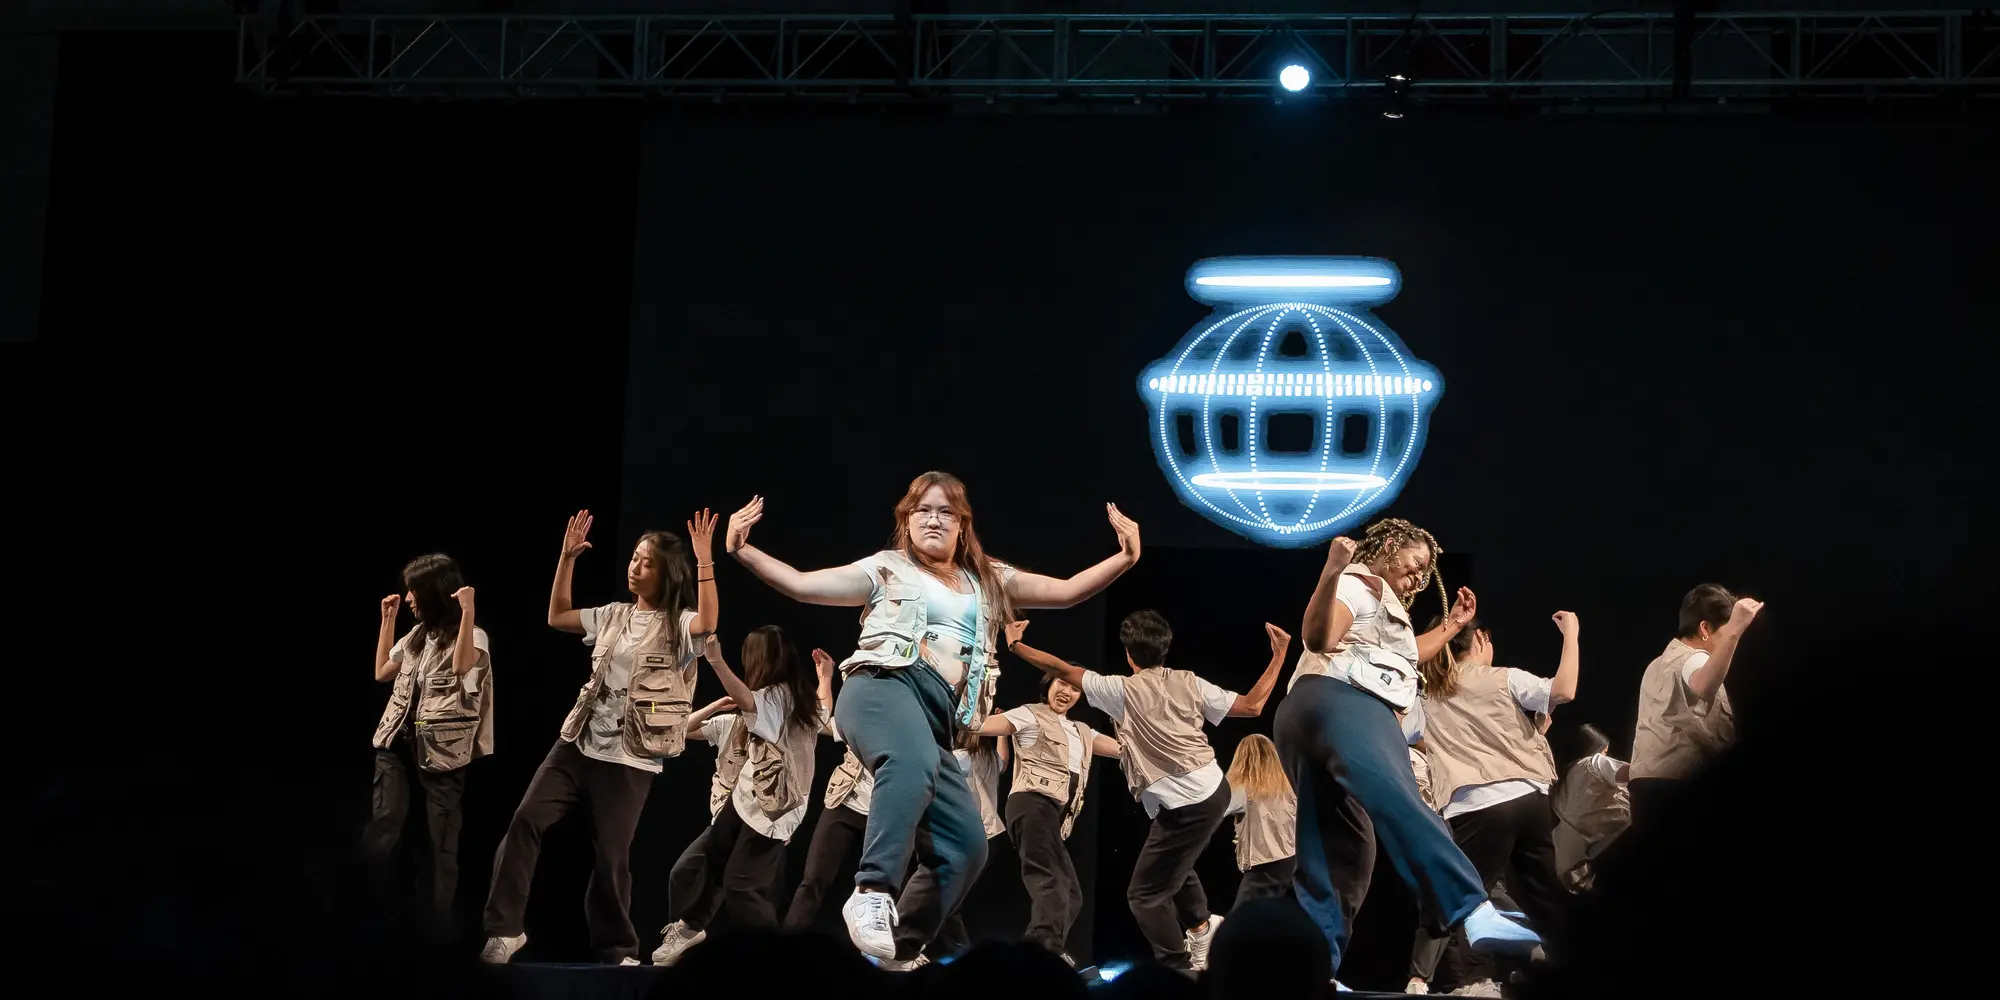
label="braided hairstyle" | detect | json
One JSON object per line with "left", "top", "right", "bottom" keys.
{"left": 1352, "top": 517, "right": 1455, "bottom": 693}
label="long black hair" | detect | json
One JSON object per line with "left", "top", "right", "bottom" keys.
{"left": 740, "top": 625, "right": 820, "bottom": 734}
{"left": 402, "top": 553, "right": 466, "bottom": 648}
{"left": 635, "top": 529, "right": 696, "bottom": 658}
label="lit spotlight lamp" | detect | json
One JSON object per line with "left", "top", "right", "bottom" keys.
{"left": 1137, "top": 256, "right": 1444, "bottom": 549}
{"left": 1383, "top": 72, "right": 1412, "bottom": 119}
{"left": 1278, "top": 63, "right": 1311, "bottom": 93}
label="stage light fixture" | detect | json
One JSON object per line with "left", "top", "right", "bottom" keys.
{"left": 1279, "top": 63, "right": 1311, "bottom": 92}
{"left": 1138, "top": 256, "right": 1444, "bottom": 549}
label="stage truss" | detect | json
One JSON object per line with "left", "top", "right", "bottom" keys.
{"left": 237, "top": 10, "right": 2000, "bottom": 108}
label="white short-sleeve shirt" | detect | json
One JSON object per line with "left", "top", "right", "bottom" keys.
{"left": 573, "top": 605, "right": 699, "bottom": 774}
{"left": 1079, "top": 669, "right": 1236, "bottom": 817}
{"left": 1439, "top": 668, "right": 1559, "bottom": 819}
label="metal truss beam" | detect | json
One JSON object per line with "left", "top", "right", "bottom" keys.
{"left": 238, "top": 11, "right": 2000, "bottom": 107}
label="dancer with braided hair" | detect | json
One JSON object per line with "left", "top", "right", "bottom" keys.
{"left": 1275, "top": 518, "right": 1542, "bottom": 983}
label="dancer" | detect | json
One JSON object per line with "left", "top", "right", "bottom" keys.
{"left": 1223, "top": 734, "right": 1298, "bottom": 911}
{"left": 653, "top": 631, "right": 832, "bottom": 964}
{"left": 1405, "top": 611, "right": 1580, "bottom": 995}
{"left": 364, "top": 554, "right": 493, "bottom": 919}
{"left": 723, "top": 473, "right": 1141, "bottom": 961}
{"left": 1008, "top": 614, "right": 1290, "bottom": 972}
{"left": 1551, "top": 724, "right": 1630, "bottom": 890}
{"left": 1629, "top": 584, "right": 1762, "bottom": 830}
{"left": 782, "top": 725, "right": 874, "bottom": 932}
{"left": 481, "top": 510, "right": 719, "bottom": 965}
{"left": 1276, "top": 519, "right": 1541, "bottom": 982}
{"left": 887, "top": 732, "right": 1011, "bottom": 968}
{"left": 972, "top": 668, "right": 1122, "bottom": 961}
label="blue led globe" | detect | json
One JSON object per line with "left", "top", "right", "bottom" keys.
{"left": 1138, "top": 256, "right": 1444, "bottom": 549}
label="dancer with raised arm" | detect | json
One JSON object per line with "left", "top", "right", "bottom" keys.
{"left": 1629, "top": 585, "right": 1762, "bottom": 831}
{"left": 972, "top": 660, "right": 1123, "bottom": 963}
{"left": 1405, "top": 610, "right": 1581, "bottom": 995}
{"left": 1009, "top": 616, "right": 1291, "bottom": 973}
{"left": 723, "top": 472, "right": 1140, "bottom": 962}
{"left": 480, "top": 510, "right": 718, "bottom": 966}
{"left": 1276, "top": 519, "right": 1541, "bottom": 984}
{"left": 652, "top": 630, "right": 831, "bottom": 964}
{"left": 364, "top": 554, "right": 493, "bottom": 921}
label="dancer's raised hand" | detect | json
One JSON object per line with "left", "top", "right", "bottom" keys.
{"left": 561, "top": 510, "right": 594, "bottom": 560}
{"left": 726, "top": 496, "right": 764, "bottom": 554}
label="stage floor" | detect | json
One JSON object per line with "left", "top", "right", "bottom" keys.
{"left": 486, "top": 961, "right": 1417, "bottom": 998}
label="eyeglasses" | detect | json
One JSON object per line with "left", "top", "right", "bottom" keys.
{"left": 912, "top": 507, "right": 960, "bottom": 525}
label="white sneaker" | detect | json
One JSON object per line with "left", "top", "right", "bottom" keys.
{"left": 1447, "top": 981, "right": 1503, "bottom": 997}
{"left": 650, "top": 920, "right": 707, "bottom": 967}
{"left": 1408, "top": 977, "right": 1431, "bottom": 994}
{"left": 843, "top": 889, "right": 899, "bottom": 961}
{"left": 1333, "top": 980, "right": 1353, "bottom": 992}
{"left": 1060, "top": 953, "right": 1076, "bottom": 968}
{"left": 617, "top": 957, "right": 640, "bottom": 967}
{"left": 1186, "top": 914, "right": 1223, "bottom": 971}
{"left": 874, "top": 954, "right": 929, "bottom": 972}
{"left": 479, "top": 933, "right": 527, "bottom": 964}
{"left": 1462, "top": 900, "right": 1541, "bottom": 956}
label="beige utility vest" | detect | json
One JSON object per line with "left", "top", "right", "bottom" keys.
{"left": 1111, "top": 668, "right": 1218, "bottom": 801}
{"left": 708, "top": 703, "right": 817, "bottom": 824}
{"left": 372, "top": 627, "right": 494, "bottom": 773}
{"left": 1419, "top": 664, "right": 1557, "bottom": 810}
{"left": 1233, "top": 785, "right": 1299, "bottom": 870}
{"left": 1553, "top": 754, "right": 1631, "bottom": 876}
{"left": 558, "top": 603, "right": 698, "bottom": 759}
{"left": 1291, "top": 563, "right": 1421, "bottom": 710}
{"left": 1630, "top": 639, "right": 1737, "bottom": 781}
{"left": 824, "top": 745, "right": 869, "bottom": 812}
{"left": 1008, "top": 703, "right": 1098, "bottom": 840}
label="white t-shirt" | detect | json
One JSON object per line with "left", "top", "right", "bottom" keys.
{"left": 389, "top": 627, "right": 491, "bottom": 696}
{"left": 698, "top": 685, "right": 816, "bottom": 842}
{"left": 1079, "top": 669, "right": 1236, "bottom": 817}
{"left": 1335, "top": 573, "right": 1381, "bottom": 623}
{"left": 574, "top": 605, "right": 699, "bottom": 774}
{"left": 1440, "top": 668, "right": 1557, "bottom": 819}
{"left": 1001, "top": 705, "right": 1087, "bottom": 775}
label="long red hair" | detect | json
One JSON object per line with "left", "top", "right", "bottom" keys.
{"left": 886, "top": 471, "right": 1016, "bottom": 641}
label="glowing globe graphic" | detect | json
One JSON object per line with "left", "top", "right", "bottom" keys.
{"left": 1138, "top": 256, "right": 1443, "bottom": 548}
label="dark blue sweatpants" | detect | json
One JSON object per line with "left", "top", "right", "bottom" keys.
{"left": 1274, "top": 675, "right": 1487, "bottom": 971}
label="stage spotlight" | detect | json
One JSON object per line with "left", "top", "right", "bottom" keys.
{"left": 1279, "top": 64, "right": 1311, "bottom": 92}
{"left": 1384, "top": 72, "right": 1412, "bottom": 118}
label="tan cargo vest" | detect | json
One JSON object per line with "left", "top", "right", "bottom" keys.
{"left": 372, "top": 627, "right": 494, "bottom": 773}
{"left": 839, "top": 551, "right": 1007, "bottom": 734}
{"left": 1419, "top": 664, "right": 1557, "bottom": 810}
{"left": 1111, "top": 667, "right": 1219, "bottom": 801}
{"left": 1008, "top": 703, "right": 1097, "bottom": 839}
{"left": 1233, "top": 784, "right": 1299, "bottom": 870}
{"left": 1553, "top": 754, "right": 1631, "bottom": 877}
{"left": 558, "top": 603, "right": 698, "bottom": 759}
{"left": 824, "top": 745, "right": 870, "bottom": 812}
{"left": 1410, "top": 746, "right": 1435, "bottom": 808}
{"left": 708, "top": 700, "right": 817, "bottom": 824}
{"left": 1290, "top": 563, "right": 1422, "bottom": 710}
{"left": 1630, "top": 639, "right": 1737, "bottom": 781}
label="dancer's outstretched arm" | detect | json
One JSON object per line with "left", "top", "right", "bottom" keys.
{"left": 548, "top": 509, "right": 594, "bottom": 633}
{"left": 1302, "top": 538, "right": 1358, "bottom": 653}
{"left": 1090, "top": 734, "right": 1121, "bottom": 758}
{"left": 699, "top": 634, "right": 758, "bottom": 712}
{"left": 1005, "top": 620, "right": 1090, "bottom": 691}
{"left": 1548, "top": 611, "right": 1581, "bottom": 706}
{"left": 1226, "top": 623, "right": 1291, "bottom": 718}
{"left": 375, "top": 594, "right": 402, "bottom": 681}
{"left": 1687, "top": 598, "right": 1763, "bottom": 702}
{"left": 1005, "top": 504, "right": 1142, "bottom": 610}
{"left": 449, "top": 586, "right": 479, "bottom": 677}
{"left": 724, "top": 496, "right": 871, "bottom": 606}
{"left": 1414, "top": 587, "right": 1476, "bottom": 665}
{"left": 687, "top": 509, "right": 720, "bottom": 637}
{"left": 688, "top": 696, "right": 737, "bottom": 730}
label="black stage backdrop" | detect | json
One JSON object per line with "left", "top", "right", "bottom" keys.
{"left": 15, "top": 30, "right": 1991, "bottom": 989}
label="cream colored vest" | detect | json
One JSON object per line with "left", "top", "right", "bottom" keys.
{"left": 1290, "top": 563, "right": 1421, "bottom": 709}
{"left": 1008, "top": 703, "right": 1097, "bottom": 839}
{"left": 1233, "top": 785, "right": 1299, "bottom": 870}
{"left": 1419, "top": 664, "right": 1557, "bottom": 809}
{"left": 1112, "top": 668, "right": 1218, "bottom": 800}
{"left": 1630, "top": 639, "right": 1737, "bottom": 781}
{"left": 559, "top": 603, "right": 698, "bottom": 759}
{"left": 708, "top": 702, "right": 817, "bottom": 823}
{"left": 824, "top": 745, "right": 868, "bottom": 811}
{"left": 371, "top": 628, "right": 494, "bottom": 773}
{"left": 1553, "top": 754, "right": 1631, "bottom": 876}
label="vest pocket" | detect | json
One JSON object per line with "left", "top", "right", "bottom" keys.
{"left": 415, "top": 717, "right": 478, "bottom": 773}
{"left": 625, "top": 696, "right": 691, "bottom": 759}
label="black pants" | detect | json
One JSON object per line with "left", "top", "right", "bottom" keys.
{"left": 1233, "top": 856, "right": 1297, "bottom": 911}
{"left": 1425, "top": 793, "right": 1567, "bottom": 987}
{"left": 362, "top": 744, "right": 467, "bottom": 917}
{"left": 783, "top": 803, "right": 868, "bottom": 931}
{"left": 1627, "top": 777, "right": 1687, "bottom": 838}
{"left": 1128, "top": 781, "right": 1231, "bottom": 969}
{"left": 1274, "top": 676, "right": 1487, "bottom": 972}
{"left": 670, "top": 803, "right": 789, "bottom": 931}
{"left": 1007, "top": 786, "right": 1082, "bottom": 956}
{"left": 896, "top": 835, "right": 994, "bottom": 961}
{"left": 483, "top": 740, "right": 655, "bottom": 962}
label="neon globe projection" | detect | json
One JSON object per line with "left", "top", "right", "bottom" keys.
{"left": 1137, "top": 256, "right": 1443, "bottom": 549}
